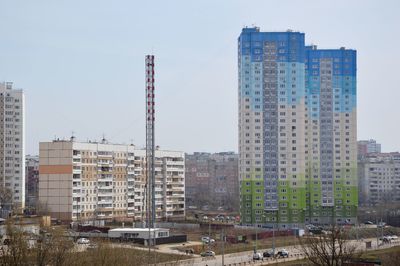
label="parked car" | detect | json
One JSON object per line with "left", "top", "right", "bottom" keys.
{"left": 87, "top": 243, "right": 98, "bottom": 250}
{"left": 364, "top": 221, "right": 374, "bottom": 225}
{"left": 253, "top": 252, "right": 263, "bottom": 260}
{"left": 205, "top": 239, "right": 215, "bottom": 244}
{"left": 201, "top": 236, "right": 215, "bottom": 244}
{"left": 200, "top": 250, "right": 215, "bottom": 257}
{"left": 377, "top": 222, "right": 386, "bottom": 228}
{"left": 77, "top": 238, "right": 90, "bottom": 244}
{"left": 201, "top": 236, "right": 209, "bottom": 242}
{"left": 184, "top": 248, "right": 194, "bottom": 255}
{"left": 276, "top": 249, "right": 289, "bottom": 258}
{"left": 263, "top": 250, "right": 275, "bottom": 257}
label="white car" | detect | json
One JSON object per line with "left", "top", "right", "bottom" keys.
{"left": 201, "top": 236, "right": 215, "bottom": 244}
{"left": 201, "top": 250, "right": 215, "bottom": 257}
{"left": 77, "top": 238, "right": 90, "bottom": 244}
{"left": 253, "top": 252, "right": 263, "bottom": 260}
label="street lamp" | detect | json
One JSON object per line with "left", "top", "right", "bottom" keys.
{"left": 254, "top": 214, "right": 267, "bottom": 253}
{"left": 272, "top": 209, "right": 278, "bottom": 256}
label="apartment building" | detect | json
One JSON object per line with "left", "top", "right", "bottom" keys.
{"left": 38, "top": 140, "right": 185, "bottom": 222}
{"left": 185, "top": 152, "right": 239, "bottom": 211}
{"left": 238, "top": 27, "right": 357, "bottom": 228}
{"left": 0, "top": 82, "right": 25, "bottom": 211}
{"left": 25, "top": 155, "right": 39, "bottom": 210}
{"left": 238, "top": 28, "right": 307, "bottom": 228}
{"left": 358, "top": 152, "right": 400, "bottom": 206}
{"left": 305, "top": 46, "right": 358, "bottom": 225}
{"left": 358, "top": 139, "right": 381, "bottom": 159}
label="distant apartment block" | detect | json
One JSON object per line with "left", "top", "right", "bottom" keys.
{"left": 0, "top": 82, "right": 25, "bottom": 210}
{"left": 25, "top": 155, "right": 39, "bottom": 210}
{"left": 358, "top": 152, "right": 400, "bottom": 206}
{"left": 358, "top": 139, "right": 381, "bottom": 159}
{"left": 39, "top": 140, "right": 185, "bottom": 222}
{"left": 185, "top": 152, "right": 239, "bottom": 211}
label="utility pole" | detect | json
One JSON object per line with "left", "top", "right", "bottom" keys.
{"left": 254, "top": 224, "right": 258, "bottom": 253}
{"left": 221, "top": 227, "right": 225, "bottom": 266}
{"left": 208, "top": 219, "right": 211, "bottom": 250}
{"left": 376, "top": 215, "right": 379, "bottom": 248}
{"left": 272, "top": 209, "right": 278, "bottom": 257}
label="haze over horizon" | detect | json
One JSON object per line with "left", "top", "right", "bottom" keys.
{"left": 1, "top": 0, "right": 399, "bottom": 155}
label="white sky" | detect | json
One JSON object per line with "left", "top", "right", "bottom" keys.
{"left": 1, "top": 0, "right": 399, "bottom": 155}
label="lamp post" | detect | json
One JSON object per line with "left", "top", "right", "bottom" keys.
{"left": 254, "top": 221, "right": 258, "bottom": 253}
{"left": 272, "top": 209, "right": 278, "bottom": 256}
{"left": 208, "top": 218, "right": 211, "bottom": 250}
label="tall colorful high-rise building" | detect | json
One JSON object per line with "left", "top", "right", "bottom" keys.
{"left": 238, "top": 27, "right": 357, "bottom": 228}
{"left": 305, "top": 46, "right": 357, "bottom": 225}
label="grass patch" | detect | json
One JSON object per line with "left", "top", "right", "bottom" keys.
{"left": 66, "top": 247, "right": 190, "bottom": 266}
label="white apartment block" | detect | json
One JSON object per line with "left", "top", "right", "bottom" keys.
{"left": 358, "top": 152, "right": 400, "bottom": 206}
{"left": 0, "top": 82, "right": 25, "bottom": 210}
{"left": 39, "top": 140, "right": 185, "bottom": 222}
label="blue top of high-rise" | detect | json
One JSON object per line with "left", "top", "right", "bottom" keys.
{"left": 239, "top": 27, "right": 305, "bottom": 42}
{"left": 241, "top": 27, "right": 260, "bottom": 33}
{"left": 239, "top": 27, "right": 305, "bottom": 63}
{"left": 305, "top": 45, "right": 356, "bottom": 77}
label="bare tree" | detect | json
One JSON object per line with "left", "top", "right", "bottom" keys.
{"left": 33, "top": 228, "right": 51, "bottom": 266}
{"left": 50, "top": 229, "right": 73, "bottom": 266}
{"left": 380, "top": 249, "right": 400, "bottom": 265}
{"left": 299, "top": 226, "right": 360, "bottom": 266}
{"left": 0, "top": 185, "right": 13, "bottom": 216}
{"left": 35, "top": 201, "right": 50, "bottom": 216}
{"left": 0, "top": 221, "right": 30, "bottom": 266}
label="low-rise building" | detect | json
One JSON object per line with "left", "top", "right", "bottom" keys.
{"left": 38, "top": 139, "right": 185, "bottom": 222}
{"left": 25, "top": 155, "right": 39, "bottom": 210}
{"left": 185, "top": 152, "right": 238, "bottom": 211}
{"left": 358, "top": 139, "right": 381, "bottom": 159}
{"left": 358, "top": 152, "right": 400, "bottom": 206}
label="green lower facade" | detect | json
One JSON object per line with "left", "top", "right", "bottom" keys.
{"left": 240, "top": 165, "right": 358, "bottom": 228}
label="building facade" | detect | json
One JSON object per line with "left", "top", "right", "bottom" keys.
{"left": 38, "top": 140, "right": 185, "bottom": 222}
{"left": 238, "top": 27, "right": 357, "bottom": 228}
{"left": 358, "top": 139, "right": 381, "bottom": 159}
{"left": 25, "top": 155, "right": 39, "bottom": 210}
{"left": 0, "top": 82, "right": 25, "bottom": 211}
{"left": 305, "top": 46, "right": 358, "bottom": 225}
{"left": 185, "top": 152, "right": 239, "bottom": 211}
{"left": 358, "top": 152, "right": 400, "bottom": 206}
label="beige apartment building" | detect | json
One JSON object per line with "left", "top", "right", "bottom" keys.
{"left": 38, "top": 140, "right": 185, "bottom": 222}
{"left": 0, "top": 82, "right": 25, "bottom": 212}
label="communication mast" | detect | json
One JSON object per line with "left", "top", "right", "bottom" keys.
{"left": 145, "top": 55, "right": 156, "bottom": 229}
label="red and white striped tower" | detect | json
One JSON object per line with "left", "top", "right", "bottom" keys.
{"left": 145, "top": 55, "right": 156, "bottom": 229}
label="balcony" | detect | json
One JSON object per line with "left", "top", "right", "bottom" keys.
{"left": 73, "top": 168, "right": 82, "bottom": 174}
{"left": 98, "top": 175, "right": 113, "bottom": 182}
{"left": 72, "top": 190, "right": 82, "bottom": 196}
{"left": 171, "top": 187, "right": 184, "bottom": 192}
{"left": 98, "top": 191, "right": 113, "bottom": 197}
{"left": 97, "top": 205, "right": 113, "bottom": 209}
{"left": 97, "top": 199, "right": 113, "bottom": 205}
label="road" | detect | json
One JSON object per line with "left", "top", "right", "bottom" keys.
{"left": 157, "top": 237, "right": 400, "bottom": 266}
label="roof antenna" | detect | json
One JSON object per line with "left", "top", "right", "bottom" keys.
{"left": 70, "top": 131, "right": 76, "bottom": 142}
{"left": 101, "top": 133, "right": 107, "bottom": 144}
